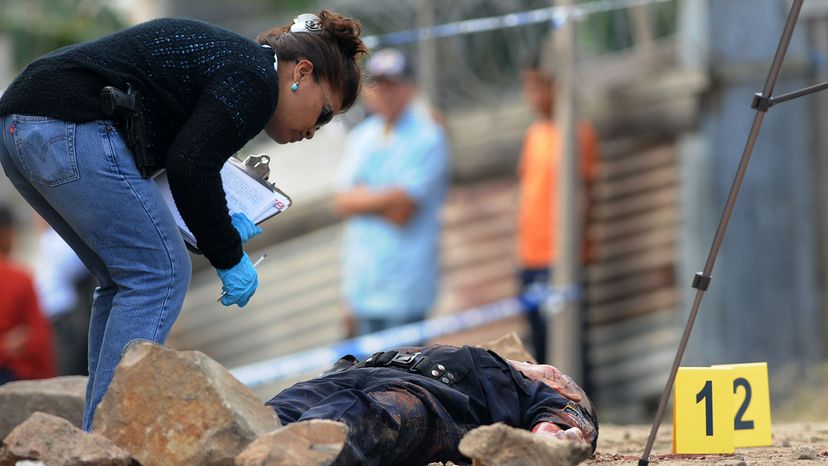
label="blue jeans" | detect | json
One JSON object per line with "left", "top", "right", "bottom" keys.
{"left": 0, "top": 115, "right": 191, "bottom": 430}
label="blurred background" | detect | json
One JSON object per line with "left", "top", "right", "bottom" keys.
{"left": 1, "top": 0, "right": 827, "bottom": 425}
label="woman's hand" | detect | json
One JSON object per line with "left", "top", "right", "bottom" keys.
{"left": 231, "top": 213, "right": 262, "bottom": 243}
{"left": 216, "top": 253, "right": 258, "bottom": 307}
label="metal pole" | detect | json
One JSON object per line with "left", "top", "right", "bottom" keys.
{"left": 417, "top": 0, "right": 438, "bottom": 108}
{"left": 549, "top": 0, "right": 583, "bottom": 383}
{"left": 630, "top": 3, "right": 655, "bottom": 52}
{"left": 805, "top": 8, "right": 828, "bottom": 363}
{"left": 638, "top": 1, "right": 804, "bottom": 464}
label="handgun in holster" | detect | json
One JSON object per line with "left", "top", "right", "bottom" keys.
{"left": 100, "top": 84, "right": 157, "bottom": 178}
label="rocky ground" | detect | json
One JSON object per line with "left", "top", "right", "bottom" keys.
{"left": 589, "top": 422, "right": 828, "bottom": 465}
{"left": 3, "top": 334, "right": 827, "bottom": 466}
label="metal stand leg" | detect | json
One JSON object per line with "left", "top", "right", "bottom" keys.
{"left": 638, "top": 1, "right": 806, "bottom": 464}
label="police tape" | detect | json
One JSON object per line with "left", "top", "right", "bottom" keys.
{"left": 363, "top": 0, "right": 675, "bottom": 48}
{"left": 230, "top": 285, "right": 580, "bottom": 388}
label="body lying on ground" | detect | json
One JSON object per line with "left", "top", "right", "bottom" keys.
{"left": 265, "top": 344, "right": 598, "bottom": 465}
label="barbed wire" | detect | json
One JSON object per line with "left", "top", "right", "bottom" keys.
{"left": 329, "top": 0, "right": 678, "bottom": 109}
{"left": 361, "top": 0, "right": 676, "bottom": 48}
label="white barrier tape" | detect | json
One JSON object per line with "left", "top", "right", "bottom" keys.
{"left": 363, "top": 0, "right": 675, "bottom": 49}
{"left": 230, "top": 285, "right": 580, "bottom": 388}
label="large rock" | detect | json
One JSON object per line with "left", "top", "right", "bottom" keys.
{"left": 0, "top": 376, "right": 86, "bottom": 438}
{"left": 458, "top": 423, "right": 590, "bottom": 466}
{"left": 95, "top": 341, "right": 280, "bottom": 466}
{"left": 235, "top": 420, "right": 347, "bottom": 466}
{"left": 0, "top": 412, "right": 135, "bottom": 466}
{"left": 477, "top": 332, "right": 537, "bottom": 364}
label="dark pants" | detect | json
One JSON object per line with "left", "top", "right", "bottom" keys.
{"left": 51, "top": 308, "right": 90, "bottom": 376}
{"left": 0, "top": 367, "right": 16, "bottom": 385}
{"left": 519, "top": 267, "right": 551, "bottom": 364}
{"left": 355, "top": 313, "right": 424, "bottom": 336}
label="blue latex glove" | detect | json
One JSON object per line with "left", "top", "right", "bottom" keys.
{"left": 217, "top": 253, "right": 258, "bottom": 307}
{"left": 231, "top": 213, "right": 262, "bottom": 244}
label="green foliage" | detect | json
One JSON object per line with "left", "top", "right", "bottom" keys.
{"left": 577, "top": 0, "right": 678, "bottom": 54}
{"left": 0, "top": 0, "right": 125, "bottom": 70}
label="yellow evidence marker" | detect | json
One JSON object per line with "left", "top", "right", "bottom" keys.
{"left": 712, "top": 362, "right": 772, "bottom": 447}
{"left": 673, "top": 366, "right": 735, "bottom": 454}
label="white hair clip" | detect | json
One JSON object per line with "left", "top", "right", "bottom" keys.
{"left": 290, "top": 14, "right": 322, "bottom": 33}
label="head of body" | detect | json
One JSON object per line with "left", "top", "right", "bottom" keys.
{"left": 507, "top": 358, "right": 597, "bottom": 447}
{"left": 0, "top": 204, "right": 15, "bottom": 258}
{"left": 521, "top": 50, "right": 555, "bottom": 120}
{"left": 363, "top": 48, "right": 417, "bottom": 127}
{"left": 258, "top": 11, "right": 369, "bottom": 144}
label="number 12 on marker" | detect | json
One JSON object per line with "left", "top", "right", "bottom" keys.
{"left": 673, "top": 363, "right": 772, "bottom": 454}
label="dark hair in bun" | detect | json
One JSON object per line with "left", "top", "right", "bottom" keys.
{"left": 257, "top": 10, "right": 369, "bottom": 112}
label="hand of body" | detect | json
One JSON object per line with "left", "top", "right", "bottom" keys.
{"left": 231, "top": 213, "right": 262, "bottom": 243}
{"left": 217, "top": 252, "right": 258, "bottom": 307}
{"left": 531, "top": 422, "right": 589, "bottom": 444}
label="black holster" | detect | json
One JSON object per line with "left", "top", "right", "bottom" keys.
{"left": 100, "top": 84, "right": 156, "bottom": 178}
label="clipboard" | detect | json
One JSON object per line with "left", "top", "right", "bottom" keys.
{"left": 155, "top": 153, "right": 292, "bottom": 255}
{"left": 227, "top": 154, "right": 293, "bottom": 224}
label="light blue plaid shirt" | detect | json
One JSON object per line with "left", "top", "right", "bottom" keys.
{"left": 336, "top": 105, "right": 450, "bottom": 319}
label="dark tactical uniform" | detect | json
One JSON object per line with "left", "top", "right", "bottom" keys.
{"left": 266, "top": 344, "right": 598, "bottom": 466}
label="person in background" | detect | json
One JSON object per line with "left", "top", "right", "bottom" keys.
{"left": 34, "top": 220, "right": 93, "bottom": 376}
{"left": 333, "top": 48, "right": 450, "bottom": 336}
{"left": 0, "top": 204, "right": 56, "bottom": 385}
{"left": 0, "top": 11, "right": 367, "bottom": 430}
{"left": 517, "top": 49, "right": 599, "bottom": 363}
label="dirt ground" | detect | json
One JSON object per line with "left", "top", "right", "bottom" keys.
{"left": 589, "top": 422, "right": 828, "bottom": 465}
{"left": 587, "top": 364, "right": 828, "bottom": 465}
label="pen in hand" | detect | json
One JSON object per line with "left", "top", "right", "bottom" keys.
{"left": 218, "top": 253, "right": 268, "bottom": 302}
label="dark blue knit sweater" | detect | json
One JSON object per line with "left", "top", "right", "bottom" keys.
{"left": 0, "top": 18, "right": 280, "bottom": 269}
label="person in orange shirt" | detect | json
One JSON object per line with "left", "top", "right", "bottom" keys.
{"left": 517, "top": 53, "right": 598, "bottom": 363}
{"left": 0, "top": 204, "right": 56, "bottom": 384}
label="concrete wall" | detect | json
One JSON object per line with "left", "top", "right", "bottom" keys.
{"left": 678, "top": 0, "right": 824, "bottom": 391}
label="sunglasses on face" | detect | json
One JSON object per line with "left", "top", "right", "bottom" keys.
{"left": 316, "top": 102, "right": 334, "bottom": 130}
{"left": 313, "top": 71, "right": 335, "bottom": 130}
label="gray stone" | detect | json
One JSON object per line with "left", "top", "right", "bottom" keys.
{"left": 235, "top": 420, "right": 346, "bottom": 466}
{"left": 0, "top": 412, "right": 135, "bottom": 466}
{"left": 458, "top": 423, "right": 591, "bottom": 466}
{"left": 0, "top": 376, "right": 86, "bottom": 438}
{"left": 717, "top": 459, "right": 747, "bottom": 466}
{"left": 95, "top": 341, "right": 280, "bottom": 466}
{"left": 792, "top": 444, "right": 818, "bottom": 460}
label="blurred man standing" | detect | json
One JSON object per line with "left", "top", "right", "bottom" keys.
{"left": 0, "top": 204, "right": 55, "bottom": 384}
{"left": 517, "top": 53, "right": 599, "bottom": 363}
{"left": 334, "top": 48, "right": 450, "bottom": 336}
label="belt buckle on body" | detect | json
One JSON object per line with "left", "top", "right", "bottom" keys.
{"left": 389, "top": 351, "right": 421, "bottom": 369}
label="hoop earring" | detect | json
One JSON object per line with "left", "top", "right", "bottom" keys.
{"left": 291, "top": 82, "right": 299, "bottom": 92}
